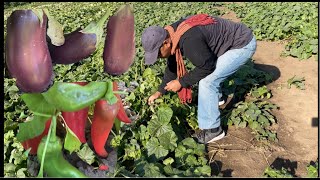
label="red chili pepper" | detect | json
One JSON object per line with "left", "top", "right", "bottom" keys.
{"left": 98, "top": 164, "right": 109, "bottom": 171}
{"left": 61, "top": 82, "right": 89, "bottom": 143}
{"left": 178, "top": 87, "right": 192, "bottom": 104}
{"left": 91, "top": 99, "right": 119, "bottom": 157}
{"left": 113, "top": 81, "right": 132, "bottom": 124}
{"left": 22, "top": 119, "right": 51, "bottom": 155}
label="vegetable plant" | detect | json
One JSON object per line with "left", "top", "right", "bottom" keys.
{"left": 287, "top": 75, "right": 305, "bottom": 90}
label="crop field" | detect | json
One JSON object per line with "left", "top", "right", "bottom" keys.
{"left": 3, "top": 2, "right": 318, "bottom": 178}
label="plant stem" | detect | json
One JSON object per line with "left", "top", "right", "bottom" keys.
{"left": 33, "top": 111, "right": 52, "bottom": 118}
{"left": 97, "top": 10, "right": 111, "bottom": 28}
{"left": 37, "top": 115, "right": 54, "bottom": 178}
{"left": 50, "top": 114, "right": 57, "bottom": 141}
{"left": 110, "top": 129, "right": 117, "bottom": 137}
{"left": 113, "top": 91, "right": 129, "bottom": 95}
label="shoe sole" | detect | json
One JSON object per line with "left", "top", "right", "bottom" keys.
{"left": 207, "top": 131, "right": 225, "bottom": 144}
{"left": 219, "top": 100, "right": 225, "bottom": 106}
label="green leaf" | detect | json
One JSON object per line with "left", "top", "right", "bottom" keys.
{"left": 76, "top": 143, "right": 96, "bottom": 165}
{"left": 249, "top": 121, "right": 259, "bottom": 129}
{"left": 145, "top": 137, "right": 168, "bottom": 160}
{"left": 163, "top": 157, "right": 174, "bottom": 166}
{"left": 158, "top": 131, "right": 178, "bottom": 151}
{"left": 125, "top": 92, "right": 136, "bottom": 101}
{"left": 181, "top": 137, "right": 197, "bottom": 149}
{"left": 157, "top": 106, "right": 173, "bottom": 124}
{"left": 198, "top": 156, "right": 208, "bottom": 165}
{"left": 175, "top": 144, "right": 187, "bottom": 158}
{"left": 16, "top": 115, "right": 50, "bottom": 142}
{"left": 134, "top": 159, "right": 148, "bottom": 176}
{"left": 21, "top": 93, "right": 56, "bottom": 115}
{"left": 143, "top": 163, "right": 165, "bottom": 177}
{"left": 258, "top": 115, "right": 270, "bottom": 125}
{"left": 16, "top": 168, "right": 27, "bottom": 178}
{"left": 163, "top": 165, "right": 184, "bottom": 177}
{"left": 195, "top": 165, "right": 211, "bottom": 176}
{"left": 185, "top": 155, "right": 198, "bottom": 167}
{"left": 142, "top": 68, "right": 154, "bottom": 78}
{"left": 64, "top": 125, "right": 82, "bottom": 153}
{"left": 139, "top": 125, "right": 151, "bottom": 141}
{"left": 238, "top": 121, "right": 247, "bottom": 128}
{"left": 148, "top": 120, "right": 173, "bottom": 137}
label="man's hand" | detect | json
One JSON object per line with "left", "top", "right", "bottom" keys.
{"left": 164, "top": 80, "right": 182, "bottom": 92}
{"left": 148, "top": 91, "right": 162, "bottom": 105}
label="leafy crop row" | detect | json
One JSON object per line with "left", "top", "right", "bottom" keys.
{"left": 226, "top": 2, "right": 318, "bottom": 60}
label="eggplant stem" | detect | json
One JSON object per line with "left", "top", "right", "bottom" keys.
{"left": 97, "top": 11, "right": 110, "bottom": 28}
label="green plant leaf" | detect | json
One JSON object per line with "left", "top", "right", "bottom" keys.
{"left": 16, "top": 115, "right": 50, "bottom": 142}
{"left": 76, "top": 143, "right": 95, "bottom": 165}
{"left": 181, "top": 137, "right": 197, "bottom": 149}
{"left": 143, "top": 163, "right": 165, "bottom": 177}
{"left": 163, "top": 157, "right": 174, "bottom": 166}
{"left": 157, "top": 105, "right": 173, "bottom": 124}
{"left": 185, "top": 155, "right": 198, "bottom": 167}
{"left": 175, "top": 144, "right": 187, "bottom": 158}
{"left": 163, "top": 165, "right": 184, "bottom": 177}
{"left": 64, "top": 122, "right": 81, "bottom": 153}
{"left": 258, "top": 115, "right": 270, "bottom": 125}
{"left": 21, "top": 93, "right": 56, "bottom": 115}
{"left": 148, "top": 120, "right": 173, "bottom": 137}
{"left": 158, "top": 131, "right": 178, "bottom": 151}
{"left": 238, "top": 121, "right": 247, "bottom": 128}
{"left": 145, "top": 137, "right": 169, "bottom": 160}
{"left": 195, "top": 165, "right": 211, "bottom": 176}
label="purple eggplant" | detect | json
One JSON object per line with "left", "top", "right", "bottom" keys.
{"left": 48, "top": 11, "right": 110, "bottom": 64}
{"left": 5, "top": 9, "right": 54, "bottom": 93}
{"left": 103, "top": 4, "right": 135, "bottom": 76}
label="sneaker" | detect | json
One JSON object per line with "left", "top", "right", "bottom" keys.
{"left": 192, "top": 126, "right": 225, "bottom": 144}
{"left": 219, "top": 95, "right": 227, "bottom": 106}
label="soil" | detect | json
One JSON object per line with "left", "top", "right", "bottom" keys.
{"left": 207, "top": 5, "right": 319, "bottom": 177}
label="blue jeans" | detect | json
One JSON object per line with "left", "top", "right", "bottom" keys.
{"left": 197, "top": 37, "right": 257, "bottom": 129}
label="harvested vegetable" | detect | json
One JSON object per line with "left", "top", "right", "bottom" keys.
{"left": 91, "top": 82, "right": 119, "bottom": 157}
{"left": 61, "top": 82, "right": 89, "bottom": 143}
{"left": 37, "top": 116, "right": 87, "bottom": 177}
{"left": 5, "top": 9, "right": 54, "bottom": 93}
{"left": 103, "top": 4, "right": 135, "bottom": 75}
{"left": 42, "top": 82, "right": 107, "bottom": 112}
{"left": 113, "top": 81, "right": 132, "bottom": 124}
{"left": 49, "top": 11, "right": 111, "bottom": 64}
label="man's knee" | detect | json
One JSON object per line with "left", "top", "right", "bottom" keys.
{"left": 199, "top": 76, "right": 220, "bottom": 90}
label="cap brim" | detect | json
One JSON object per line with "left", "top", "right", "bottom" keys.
{"left": 145, "top": 49, "right": 159, "bottom": 65}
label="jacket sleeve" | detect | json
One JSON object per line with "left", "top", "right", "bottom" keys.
{"left": 158, "top": 55, "right": 177, "bottom": 94}
{"left": 179, "top": 36, "right": 217, "bottom": 87}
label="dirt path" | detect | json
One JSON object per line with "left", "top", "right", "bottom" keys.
{"left": 208, "top": 5, "right": 318, "bottom": 177}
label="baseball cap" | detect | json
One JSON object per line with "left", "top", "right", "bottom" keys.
{"left": 141, "top": 26, "right": 167, "bottom": 65}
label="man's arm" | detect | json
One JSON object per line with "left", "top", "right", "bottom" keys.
{"left": 179, "top": 36, "right": 217, "bottom": 87}
{"left": 158, "top": 55, "right": 177, "bottom": 94}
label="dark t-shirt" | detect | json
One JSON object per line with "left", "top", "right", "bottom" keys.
{"left": 158, "top": 16, "right": 253, "bottom": 94}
